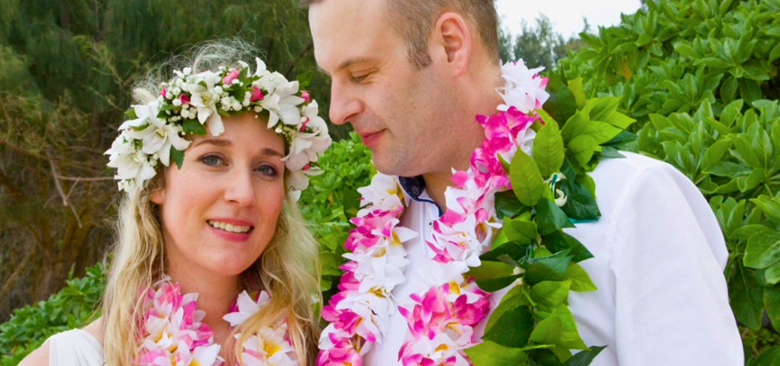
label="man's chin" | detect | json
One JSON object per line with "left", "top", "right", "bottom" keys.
{"left": 371, "top": 152, "right": 417, "bottom": 177}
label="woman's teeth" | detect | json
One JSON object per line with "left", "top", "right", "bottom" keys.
{"left": 208, "top": 220, "right": 251, "bottom": 233}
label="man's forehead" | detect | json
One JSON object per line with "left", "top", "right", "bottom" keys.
{"left": 309, "top": 0, "right": 391, "bottom": 70}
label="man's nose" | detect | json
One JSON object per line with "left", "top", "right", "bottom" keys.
{"left": 329, "top": 80, "right": 363, "bottom": 126}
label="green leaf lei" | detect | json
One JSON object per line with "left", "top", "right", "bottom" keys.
{"left": 464, "top": 71, "right": 635, "bottom": 365}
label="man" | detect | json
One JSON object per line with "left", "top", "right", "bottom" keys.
{"left": 305, "top": 0, "right": 744, "bottom": 365}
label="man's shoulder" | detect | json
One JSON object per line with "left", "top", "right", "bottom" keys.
{"left": 590, "top": 151, "right": 671, "bottom": 180}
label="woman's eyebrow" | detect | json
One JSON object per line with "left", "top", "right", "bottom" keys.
{"left": 193, "top": 138, "right": 231, "bottom": 148}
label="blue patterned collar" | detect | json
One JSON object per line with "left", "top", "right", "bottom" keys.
{"left": 398, "top": 175, "right": 443, "bottom": 216}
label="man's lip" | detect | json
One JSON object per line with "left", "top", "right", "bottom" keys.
{"left": 207, "top": 218, "right": 253, "bottom": 226}
{"left": 358, "top": 130, "right": 385, "bottom": 146}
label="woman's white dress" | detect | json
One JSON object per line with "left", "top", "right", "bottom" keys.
{"left": 44, "top": 329, "right": 103, "bottom": 366}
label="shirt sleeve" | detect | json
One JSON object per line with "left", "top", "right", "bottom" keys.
{"left": 608, "top": 164, "right": 743, "bottom": 365}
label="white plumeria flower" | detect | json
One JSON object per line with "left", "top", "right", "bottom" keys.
{"left": 356, "top": 174, "right": 405, "bottom": 215}
{"left": 223, "top": 291, "right": 270, "bottom": 327}
{"left": 105, "top": 136, "right": 157, "bottom": 192}
{"left": 497, "top": 59, "right": 550, "bottom": 114}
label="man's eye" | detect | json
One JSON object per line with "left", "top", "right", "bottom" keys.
{"left": 201, "top": 155, "right": 224, "bottom": 166}
{"left": 350, "top": 73, "right": 370, "bottom": 83}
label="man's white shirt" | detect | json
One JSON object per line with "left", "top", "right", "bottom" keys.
{"left": 364, "top": 152, "right": 743, "bottom": 366}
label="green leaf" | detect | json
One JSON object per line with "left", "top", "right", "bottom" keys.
{"left": 545, "top": 72, "right": 578, "bottom": 125}
{"left": 558, "top": 178, "right": 601, "bottom": 221}
{"left": 530, "top": 280, "right": 571, "bottom": 311}
{"left": 511, "top": 151, "right": 546, "bottom": 207}
{"left": 565, "top": 263, "right": 597, "bottom": 292}
{"left": 752, "top": 196, "right": 780, "bottom": 224}
{"left": 182, "top": 119, "right": 207, "bottom": 135}
{"left": 481, "top": 242, "right": 528, "bottom": 262}
{"left": 561, "top": 111, "right": 590, "bottom": 143}
{"left": 534, "top": 118, "right": 565, "bottom": 178}
{"left": 504, "top": 217, "right": 539, "bottom": 244}
{"left": 486, "top": 286, "right": 527, "bottom": 331}
{"left": 535, "top": 199, "right": 575, "bottom": 235}
{"left": 701, "top": 139, "right": 731, "bottom": 170}
{"left": 765, "top": 261, "right": 780, "bottom": 285}
{"left": 584, "top": 97, "right": 621, "bottom": 122}
{"left": 704, "top": 162, "right": 751, "bottom": 178}
{"left": 567, "top": 77, "right": 587, "bottom": 108}
{"left": 525, "top": 250, "right": 573, "bottom": 286}
{"left": 565, "top": 346, "right": 607, "bottom": 366}
{"left": 170, "top": 147, "right": 184, "bottom": 169}
{"left": 483, "top": 304, "right": 534, "bottom": 348}
{"left": 728, "top": 263, "right": 764, "bottom": 330}
{"left": 467, "top": 260, "right": 516, "bottom": 280}
{"left": 743, "top": 231, "right": 780, "bottom": 269}
{"left": 296, "top": 70, "right": 314, "bottom": 89}
{"left": 581, "top": 121, "right": 623, "bottom": 145}
{"left": 567, "top": 135, "right": 598, "bottom": 167}
{"left": 495, "top": 190, "right": 527, "bottom": 220}
{"left": 464, "top": 340, "right": 529, "bottom": 366}
{"left": 476, "top": 274, "right": 522, "bottom": 292}
{"left": 764, "top": 287, "right": 780, "bottom": 337}
{"left": 545, "top": 231, "right": 594, "bottom": 262}
{"left": 530, "top": 313, "right": 563, "bottom": 344}
{"left": 605, "top": 112, "right": 635, "bottom": 130}
{"left": 753, "top": 347, "right": 780, "bottom": 366}
{"left": 730, "top": 225, "right": 777, "bottom": 241}
{"left": 124, "top": 108, "right": 138, "bottom": 120}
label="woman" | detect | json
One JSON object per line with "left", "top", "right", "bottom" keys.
{"left": 21, "top": 40, "right": 331, "bottom": 366}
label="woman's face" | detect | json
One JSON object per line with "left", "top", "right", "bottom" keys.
{"left": 151, "top": 113, "right": 286, "bottom": 281}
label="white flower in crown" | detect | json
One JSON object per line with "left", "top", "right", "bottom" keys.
{"left": 497, "top": 59, "right": 550, "bottom": 114}
{"left": 106, "top": 57, "right": 331, "bottom": 199}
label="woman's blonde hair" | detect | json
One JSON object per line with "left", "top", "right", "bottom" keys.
{"left": 101, "top": 40, "right": 321, "bottom": 365}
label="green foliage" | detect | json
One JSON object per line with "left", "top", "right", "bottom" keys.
{"left": 0, "top": 263, "right": 105, "bottom": 365}
{"left": 297, "top": 133, "right": 373, "bottom": 297}
{"left": 560, "top": 0, "right": 780, "bottom": 361}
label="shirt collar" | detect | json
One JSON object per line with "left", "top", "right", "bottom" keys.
{"left": 398, "top": 175, "right": 443, "bottom": 216}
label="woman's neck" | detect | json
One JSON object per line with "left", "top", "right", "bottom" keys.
{"left": 166, "top": 264, "right": 241, "bottom": 351}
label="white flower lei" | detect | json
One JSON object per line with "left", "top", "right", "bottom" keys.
{"left": 138, "top": 281, "right": 298, "bottom": 366}
{"left": 106, "top": 58, "right": 332, "bottom": 200}
{"left": 317, "top": 60, "right": 552, "bottom": 366}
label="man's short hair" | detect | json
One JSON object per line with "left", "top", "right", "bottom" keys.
{"left": 303, "top": 0, "right": 499, "bottom": 69}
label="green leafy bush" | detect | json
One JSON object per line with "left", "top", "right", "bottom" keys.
{"left": 298, "top": 133, "right": 373, "bottom": 296}
{"left": 0, "top": 263, "right": 105, "bottom": 365}
{"left": 560, "top": 0, "right": 780, "bottom": 361}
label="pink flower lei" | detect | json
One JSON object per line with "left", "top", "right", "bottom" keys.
{"left": 137, "top": 281, "right": 299, "bottom": 366}
{"left": 318, "top": 60, "right": 549, "bottom": 366}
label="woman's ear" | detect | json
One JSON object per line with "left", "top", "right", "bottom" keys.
{"left": 150, "top": 188, "right": 165, "bottom": 205}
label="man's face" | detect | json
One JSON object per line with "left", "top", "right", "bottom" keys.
{"left": 309, "top": 0, "right": 457, "bottom": 177}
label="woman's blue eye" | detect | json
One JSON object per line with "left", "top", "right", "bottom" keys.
{"left": 257, "top": 165, "right": 279, "bottom": 177}
{"left": 201, "top": 155, "right": 223, "bottom": 166}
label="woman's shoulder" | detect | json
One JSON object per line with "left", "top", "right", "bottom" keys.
{"left": 18, "top": 340, "right": 50, "bottom": 366}
{"left": 18, "top": 318, "right": 104, "bottom": 366}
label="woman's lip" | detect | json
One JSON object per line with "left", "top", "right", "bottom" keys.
{"left": 207, "top": 218, "right": 253, "bottom": 226}
{"left": 207, "top": 223, "right": 252, "bottom": 242}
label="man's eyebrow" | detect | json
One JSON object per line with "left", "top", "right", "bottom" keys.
{"left": 337, "top": 57, "right": 374, "bottom": 72}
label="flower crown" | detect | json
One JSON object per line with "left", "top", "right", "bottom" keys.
{"left": 106, "top": 58, "right": 331, "bottom": 200}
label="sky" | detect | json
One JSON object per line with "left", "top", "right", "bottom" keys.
{"left": 495, "top": 0, "right": 643, "bottom": 38}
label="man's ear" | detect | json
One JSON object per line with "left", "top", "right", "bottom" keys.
{"left": 431, "top": 12, "right": 472, "bottom": 76}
